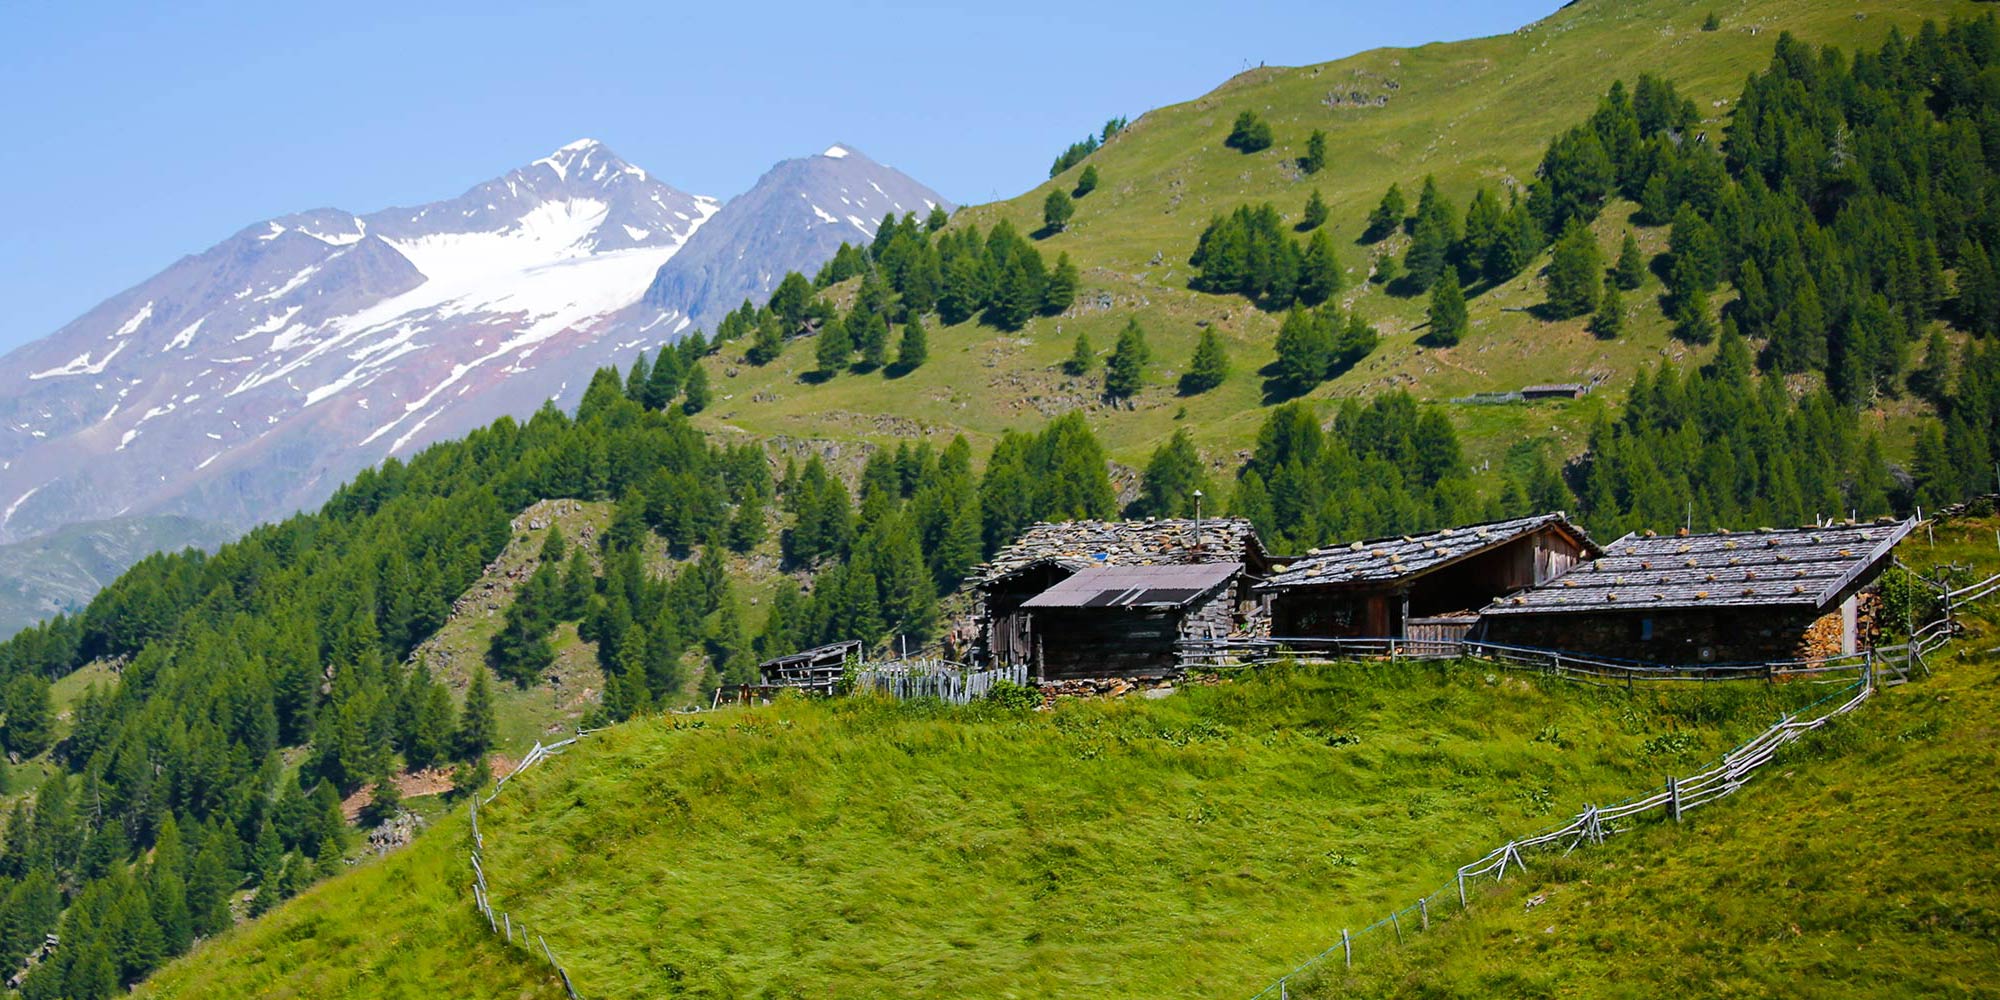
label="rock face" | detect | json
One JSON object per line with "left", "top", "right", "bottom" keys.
{"left": 0, "top": 140, "right": 946, "bottom": 631}
{"left": 637, "top": 144, "right": 948, "bottom": 334}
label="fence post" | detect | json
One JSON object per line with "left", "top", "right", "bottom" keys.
{"left": 1419, "top": 897, "right": 1429, "bottom": 931}
{"left": 1342, "top": 928, "right": 1351, "bottom": 968}
{"left": 1457, "top": 871, "right": 1467, "bottom": 909}
{"left": 1391, "top": 910, "right": 1402, "bottom": 942}
{"left": 1667, "top": 775, "right": 1681, "bottom": 823}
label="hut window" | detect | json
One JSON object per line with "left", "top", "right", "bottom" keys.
{"left": 1633, "top": 617, "right": 1654, "bottom": 641}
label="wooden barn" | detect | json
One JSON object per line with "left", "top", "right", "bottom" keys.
{"left": 1018, "top": 562, "right": 1244, "bottom": 679}
{"left": 1261, "top": 513, "right": 1597, "bottom": 644}
{"left": 1478, "top": 519, "right": 1917, "bottom": 664}
{"left": 973, "top": 518, "right": 1274, "bottom": 672}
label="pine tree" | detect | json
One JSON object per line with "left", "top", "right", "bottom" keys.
{"left": 1372, "top": 251, "right": 1400, "bottom": 286}
{"left": 1181, "top": 329, "right": 1230, "bottom": 394}
{"left": 1300, "top": 188, "right": 1328, "bottom": 230}
{"left": 1301, "top": 130, "right": 1328, "bottom": 174}
{"left": 1273, "top": 306, "right": 1331, "bottom": 393}
{"left": 1613, "top": 231, "right": 1646, "bottom": 289}
{"left": 1043, "top": 252, "right": 1079, "bottom": 315}
{"left": 1, "top": 674, "right": 54, "bottom": 758}
{"left": 681, "top": 363, "right": 710, "bottom": 414}
{"left": 1225, "top": 110, "right": 1273, "bottom": 152}
{"left": 1672, "top": 285, "right": 1716, "bottom": 344}
{"left": 1404, "top": 177, "right": 1459, "bottom": 292}
{"left": 1363, "top": 183, "right": 1406, "bottom": 242}
{"left": 1063, "top": 332, "right": 1094, "bottom": 377}
{"left": 1298, "top": 228, "right": 1343, "bottom": 305}
{"left": 896, "top": 317, "right": 928, "bottom": 371}
{"left": 1074, "top": 163, "right": 1099, "bottom": 197}
{"left": 1911, "top": 328, "right": 1952, "bottom": 405}
{"left": 925, "top": 204, "right": 949, "bottom": 232}
{"left": 1131, "top": 429, "right": 1210, "bottom": 519}
{"left": 1042, "top": 188, "right": 1075, "bottom": 234}
{"left": 1427, "top": 270, "right": 1469, "bottom": 346}
{"left": 815, "top": 318, "right": 852, "bottom": 375}
{"left": 855, "top": 309, "right": 890, "bottom": 368}
{"left": 1592, "top": 281, "right": 1625, "bottom": 338}
{"left": 1104, "top": 319, "right": 1149, "bottom": 400}
{"left": 455, "top": 670, "right": 496, "bottom": 763}
{"left": 1544, "top": 218, "right": 1603, "bottom": 319}
{"left": 643, "top": 348, "right": 682, "bottom": 409}
{"left": 747, "top": 311, "right": 785, "bottom": 365}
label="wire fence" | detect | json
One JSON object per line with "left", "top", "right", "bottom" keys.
{"left": 1241, "top": 621, "right": 1961, "bottom": 1000}
{"left": 461, "top": 582, "right": 1981, "bottom": 1000}
{"left": 467, "top": 733, "right": 596, "bottom": 1000}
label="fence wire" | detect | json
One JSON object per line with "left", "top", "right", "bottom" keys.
{"left": 1242, "top": 621, "right": 1960, "bottom": 1000}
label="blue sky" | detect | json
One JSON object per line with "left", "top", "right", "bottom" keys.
{"left": 0, "top": 0, "right": 1560, "bottom": 355}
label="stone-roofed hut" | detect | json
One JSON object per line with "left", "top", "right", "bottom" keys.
{"left": 1261, "top": 513, "right": 1597, "bottom": 643}
{"left": 1479, "top": 519, "right": 1917, "bottom": 664}
{"left": 973, "top": 518, "right": 1273, "bottom": 674}
{"left": 1017, "top": 562, "right": 1244, "bottom": 679}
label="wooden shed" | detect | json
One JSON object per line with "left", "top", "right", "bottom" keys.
{"left": 1479, "top": 519, "right": 1917, "bottom": 664}
{"left": 1019, "top": 562, "right": 1243, "bottom": 680}
{"left": 1261, "top": 513, "right": 1596, "bottom": 644}
{"left": 973, "top": 517, "right": 1274, "bottom": 669}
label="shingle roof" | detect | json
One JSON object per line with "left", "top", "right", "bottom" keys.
{"left": 1481, "top": 519, "right": 1916, "bottom": 615}
{"left": 1021, "top": 562, "right": 1244, "bottom": 610}
{"left": 976, "top": 518, "right": 1265, "bottom": 586}
{"left": 1261, "top": 513, "right": 1591, "bottom": 590}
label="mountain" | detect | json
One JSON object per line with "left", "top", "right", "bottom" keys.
{"left": 0, "top": 514, "right": 236, "bottom": 636}
{"left": 637, "top": 144, "right": 949, "bottom": 333}
{"left": 0, "top": 139, "right": 945, "bottom": 635}
{"left": 0, "top": 139, "right": 713, "bottom": 546}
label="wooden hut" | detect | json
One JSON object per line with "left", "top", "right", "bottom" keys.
{"left": 1261, "top": 513, "right": 1596, "bottom": 644}
{"left": 973, "top": 518, "right": 1273, "bottom": 670}
{"left": 1019, "top": 562, "right": 1243, "bottom": 680}
{"left": 756, "top": 639, "right": 865, "bottom": 693}
{"left": 1478, "top": 519, "right": 1916, "bottom": 664}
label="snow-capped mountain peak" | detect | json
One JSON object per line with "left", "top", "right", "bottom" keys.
{"left": 0, "top": 141, "right": 722, "bottom": 544}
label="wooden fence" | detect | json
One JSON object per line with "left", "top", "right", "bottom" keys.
{"left": 850, "top": 660, "right": 1028, "bottom": 704}
{"left": 1179, "top": 634, "right": 1928, "bottom": 687}
{"left": 1241, "top": 618, "right": 1962, "bottom": 999}
{"left": 463, "top": 661, "right": 1022, "bottom": 997}
{"left": 467, "top": 735, "right": 592, "bottom": 1000}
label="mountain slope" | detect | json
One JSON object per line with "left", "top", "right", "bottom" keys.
{"left": 687, "top": 0, "right": 1977, "bottom": 478}
{"left": 139, "top": 662, "right": 1842, "bottom": 999}
{"left": 637, "top": 144, "right": 948, "bottom": 334}
{"left": 0, "top": 515, "right": 236, "bottom": 637}
{"left": 0, "top": 139, "right": 716, "bottom": 545}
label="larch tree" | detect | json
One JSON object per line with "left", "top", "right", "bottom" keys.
{"left": 1427, "top": 270, "right": 1469, "bottom": 346}
{"left": 1181, "top": 328, "right": 1230, "bottom": 394}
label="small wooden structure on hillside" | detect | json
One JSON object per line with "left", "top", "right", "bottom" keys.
{"left": 974, "top": 517, "right": 1274, "bottom": 676}
{"left": 1261, "top": 513, "right": 1597, "bottom": 644}
{"left": 1520, "top": 382, "right": 1590, "bottom": 400}
{"left": 753, "top": 640, "right": 864, "bottom": 695}
{"left": 1479, "top": 519, "right": 1916, "bottom": 664}
{"left": 1017, "top": 562, "right": 1244, "bottom": 679}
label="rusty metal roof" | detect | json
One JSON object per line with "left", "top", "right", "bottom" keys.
{"left": 1021, "top": 562, "right": 1244, "bottom": 610}
{"left": 1481, "top": 519, "right": 1916, "bottom": 615}
{"left": 1261, "top": 513, "right": 1592, "bottom": 590}
{"left": 976, "top": 517, "right": 1266, "bottom": 586}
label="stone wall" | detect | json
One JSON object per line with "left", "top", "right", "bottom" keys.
{"left": 1482, "top": 605, "right": 1835, "bottom": 665}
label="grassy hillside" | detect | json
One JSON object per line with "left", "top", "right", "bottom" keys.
{"left": 1294, "top": 649, "right": 2000, "bottom": 998}
{"left": 134, "top": 510, "right": 2000, "bottom": 999}
{"left": 693, "top": 0, "right": 1977, "bottom": 482}
{"left": 137, "top": 810, "right": 564, "bottom": 1000}
{"left": 470, "top": 665, "right": 1833, "bottom": 999}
